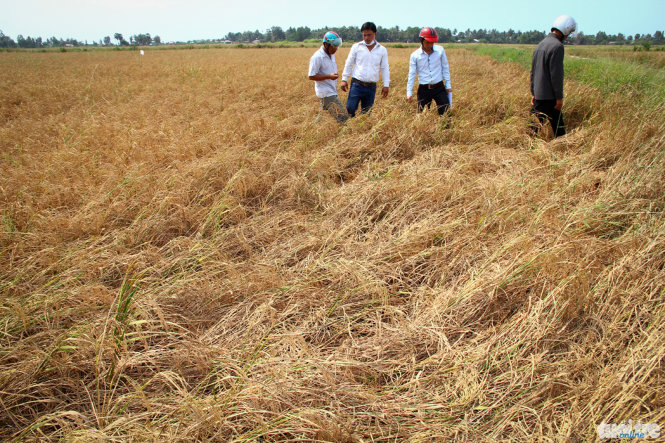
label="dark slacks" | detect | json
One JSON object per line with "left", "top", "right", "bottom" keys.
{"left": 531, "top": 99, "right": 565, "bottom": 137}
{"left": 417, "top": 84, "right": 449, "bottom": 115}
{"left": 346, "top": 81, "right": 376, "bottom": 117}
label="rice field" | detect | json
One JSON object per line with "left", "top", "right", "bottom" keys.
{"left": 1, "top": 45, "right": 664, "bottom": 441}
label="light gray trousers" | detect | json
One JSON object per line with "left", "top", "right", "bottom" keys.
{"left": 320, "top": 95, "right": 349, "bottom": 123}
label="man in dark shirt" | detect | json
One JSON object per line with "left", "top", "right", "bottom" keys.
{"left": 530, "top": 15, "right": 577, "bottom": 137}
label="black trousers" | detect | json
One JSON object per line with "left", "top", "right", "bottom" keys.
{"left": 417, "top": 84, "right": 449, "bottom": 115}
{"left": 531, "top": 99, "right": 565, "bottom": 137}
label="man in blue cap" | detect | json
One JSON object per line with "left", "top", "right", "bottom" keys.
{"left": 308, "top": 31, "right": 349, "bottom": 123}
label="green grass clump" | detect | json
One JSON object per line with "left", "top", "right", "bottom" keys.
{"left": 565, "top": 56, "right": 665, "bottom": 103}
{"left": 471, "top": 45, "right": 531, "bottom": 68}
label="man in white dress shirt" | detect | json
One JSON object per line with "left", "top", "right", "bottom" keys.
{"left": 309, "top": 31, "right": 349, "bottom": 123}
{"left": 340, "top": 22, "right": 390, "bottom": 117}
{"left": 406, "top": 27, "right": 453, "bottom": 115}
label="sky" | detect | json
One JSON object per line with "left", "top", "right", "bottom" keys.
{"left": 2, "top": 0, "right": 664, "bottom": 43}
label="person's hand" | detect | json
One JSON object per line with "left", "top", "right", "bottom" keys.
{"left": 340, "top": 80, "right": 348, "bottom": 92}
{"left": 555, "top": 98, "right": 563, "bottom": 110}
{"left": 329, "top": 73, "right": 339, "bottom": 81}
{"left": 531, "top": 96, "right": 535, "bottom": 105}
{"left": 406, "top": 96, "right": 413, "bottom": 103}
{"left": 381, "top": 87, "right": 389, "bottom": 98}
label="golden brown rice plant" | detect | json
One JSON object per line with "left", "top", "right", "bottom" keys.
{"left": 1, "top": 46, "right": 664, "bottom": 441}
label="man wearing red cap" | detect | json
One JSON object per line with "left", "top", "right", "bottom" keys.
{"left": 406, "top": 27, "right": 453, "bottom": 115}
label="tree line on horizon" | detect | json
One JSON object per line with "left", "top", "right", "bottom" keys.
{"left": 226, "top": 26, "right": 665, "bottom": 47}
{"left": 1, "top": 26, "right": 664, "bottom": 49}
{"left": 0, "top": 31, "right": 160, "bottom": 48}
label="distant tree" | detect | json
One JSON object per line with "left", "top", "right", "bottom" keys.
{"left": 153, "top": 35, "right": 161, "bottom": 45}
{"left": 17, "top": 35, "right": 43, "bottom": 48}
{"left": 59, "top": 37, "right": 81, "bottom": 47}
{"left": 518, "top": 30, "right": 545, "bottom": 44}
{"left": 374, "top": 26, "right": 387, "bottom": 42}
{"left": 653, "top": 30, "right": 664, "bottom": 44}
{"left": 0, "top": 30, "right": 17, "bottom": 48}
{"left": 237, "top": 29, "right": 261, "bottom": 42}
{"left": 404, "top": 26, "right": 421, "bottom": 42}
{"left": 437, "top": 28, "right": 453, "bottom": 43}
{"left": 595, "top": 31, "right": 608, "bottom": 45}
{"left": 103, "top": 36, "right": 111, "bottom": 46}
{"left": 284, "top": 26, "right": 311, "bottom": 42}
{"left": 17, "top": 35, "right": 40, "bottom": 48}
{"left": 224, "top": 32, "right": 241, "bottom": 42}
{"left": 114, "top": 33, "right": 129, "bottom": 46}
{"left": 130, "top": 33, "right": 152, "bottom": 46}
{"left": 296, "top": 26, "right": 311, "bottom": 41}
{"left": 569, "top": 31, "right": 589, "bottom": 45}
{"left": 333, "top": 26, "right": 359, "bottom": 43}
{"left": 268, "top": 26, "right": 285, "bottom": 42}
{"left": 380, "top": 25, "right": 400, "bottom": 42}
{"left": 46, "top": 36, "right": 61, "bottom": 47}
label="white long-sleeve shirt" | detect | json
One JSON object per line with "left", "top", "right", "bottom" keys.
{"left": 341, "top": 42, "right": 390, "bottom": 87}
{"left": 406, "top": 45, "right": 452, "bottom": 97}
